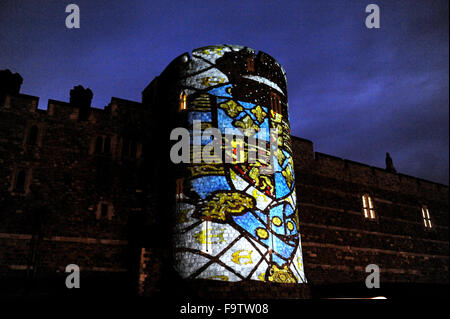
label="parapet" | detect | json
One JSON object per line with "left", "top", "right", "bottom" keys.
{"left": 312, "top": 151, "right": 447, "bottom": 200}
{"left": 0, "top": 69, "right": 142, "bottom": 122}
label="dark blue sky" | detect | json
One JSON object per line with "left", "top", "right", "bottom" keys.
{"left": 1, "top": 0, "right": 448, "bottom": 184}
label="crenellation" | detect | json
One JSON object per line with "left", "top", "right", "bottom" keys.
{"left": 2, "top": 93, "right": 39, "bottom": 112}
{"left": 291, "top": 136, "right": 314, "bottom": 170}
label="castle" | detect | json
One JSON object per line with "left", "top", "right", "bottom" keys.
{"left": 0, "top": 45, "right": 448, "bottom": 299}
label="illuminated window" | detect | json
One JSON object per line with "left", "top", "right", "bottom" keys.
{"left": 421, "top": 206, "right": 432, "bottom": 229}
{"left": 179, "top": 91, "right": 187, "bottom": 111}
{"left": 270, "top": 92, "right": 281, "bottom": 114}
{"left": 362, "top": 194, "right": 376, "bottom": 219}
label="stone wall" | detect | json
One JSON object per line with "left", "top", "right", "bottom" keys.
{"left": 291, "top": 137, "right": 449, "bottom": 293}
{"left": 0, "top": 90, "right": 150, "bottom": 296}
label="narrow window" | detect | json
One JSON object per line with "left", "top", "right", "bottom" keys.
{"left": 270, "top": 92, "right": 281, "bottom": 114}
{"left": 362, "top": 194, "right": 376, "bottom": 219}
{"left": 421, "top": 206, "right": 432, "bottom": 229}
{"left": 96, "top": 160, "right": 111, "bottom": 185}
{"left": 27, "top": 125, "right": 38, "bottom": 145}
{"left": 246, "top": 57, "right": 255, "bottom": 72}
{"left": 95, "top": 136, "right": 103, "bottom": 154}
{"left": 14, "top": 170, "right": 26, "bottom": 193}
{"left": 176, "top": 178, "right": 184, "bottom": 202}
{"left": 130, "top": 141, "right": 137, "bottom": 159}
{"left": 95, "top": 201, "right": 114, "bottom": 220}
{"left": 101, "top": 203, "right": 108, "bottom": 218}
{"left": 103, "top": 136, "right": 111, "bottom": 154}
{"left": 179, "top": 91, "right": 187, "bottom": 111}
{"left": 122, "top": 138, "right": 138, "bottom": 159}
{"left": 122, "top": 139, "right": 130, "bottom": 157}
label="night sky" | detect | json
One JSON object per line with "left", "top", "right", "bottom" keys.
{"left": 0, "top": 0, "right": 448, "bottom": 184}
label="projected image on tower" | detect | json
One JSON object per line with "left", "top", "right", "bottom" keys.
{"left": 173, "top": 45, "right": 306, "bottom": 284}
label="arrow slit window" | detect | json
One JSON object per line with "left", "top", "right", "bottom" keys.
{"left": 27, "top": 125, "right": 39, "bottom": 145}
{"left": 270, "top": 92, "right": 281, "bottom": 114}
{"left": 246, "top": 57, "right": 255, "bottom": 72}
{"left": 421, "top": 206, "right": 432, "bottom": 229}
{"left": 362, "top": 194, "right": 376, "bottom": 219}
{"left": 14, "top": 170, "right": 26, "bottom": 193}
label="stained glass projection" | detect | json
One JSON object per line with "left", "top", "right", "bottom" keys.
{"left": 172, "top": 45, "right": 306, "bottom": 284}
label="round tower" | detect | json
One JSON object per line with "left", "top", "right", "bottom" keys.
{"left": 162, "top": 45, "right": 306, "bottom": 285}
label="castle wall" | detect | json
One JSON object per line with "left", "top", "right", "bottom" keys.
{"left": 0, "top": 92, "right": 149, "bottom": 296}
{"left": 291, "top": 139, "right": 448, "bottom": 294}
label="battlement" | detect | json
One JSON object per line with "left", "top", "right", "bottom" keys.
{"left": 291, "top": 136, "right": 448, "bottom": 201}
{"left": 2, "top": 68, "right": 446, "bottom": 200}
{"left": 2, "top": 93, "right": 142, "bottom": 121}
{"left": 1, "top": 76, "right": 142, "bottom": 125}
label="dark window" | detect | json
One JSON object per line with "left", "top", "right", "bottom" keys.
{"left": 137, "top": 164, "right": 146, "bottom": 189}
{"left": 96, "top": 159, "right": 111, "bottom": 185}
{"left": 130, "top": 141, "right": 137, "bottom": 158}
{"left": 101, "top": 203, "right": 108, "bottom": 218}
{"left": 122, "top": 138, "right": 138, "bottom": 159}
{"left": 176, "top": 178, "right": 184, "bottom": 202}
{"left": 246, "top": 57, "right": 255, "bottom": 72}
{"left": 122, "top": 139, "right": 130, "bottom": 157}
{"left": 95, "top": 136, "right": 103, "bottom": 154}
{"left": 27, "top": 125, "right": 38, "bottom": 145}
{"left": 63, "top": 173, "right": 72, "bottom": 186}
{"left": 270, "top": 92, "right": 281, "bottom": 114}
{"left": 103, "top": 136, "right": 111, "bottom": 154}
{"left": 14, "top": 170, "right": 26, "bottom": 193}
